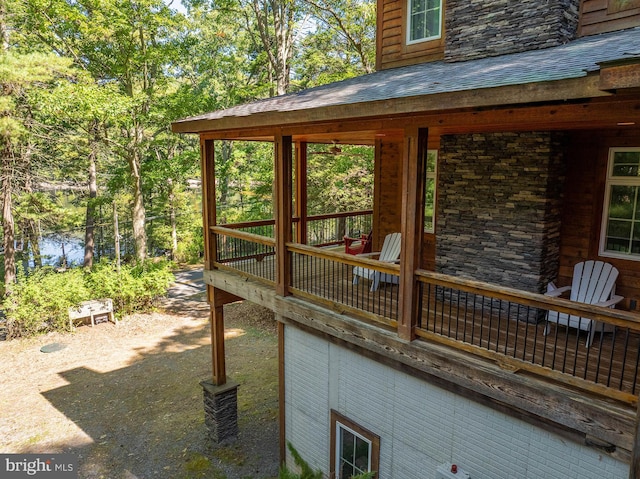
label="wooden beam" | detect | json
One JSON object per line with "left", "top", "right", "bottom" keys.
{"left": 172, "top": 75, "right": 609, "bottom": 134}
{"left": 600, "top": 61, "right": 640, "bottom": 91}
{"left": 200, "top": 138, "right": 217, "bottom": 270}
{"left": 186, "top": 97, "right": 640, "bottom": 147}
{"left": 275, "top": 133, "right": 293, "bottom": 296}
{"left": 397, "top": 127, "right": 427, "bottom": 340}
{"left": 295, "top": 142, "right": 308, "bottom": 244}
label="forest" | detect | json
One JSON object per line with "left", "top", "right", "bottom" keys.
{"left": 0, "top": 0, "right": 375, "bottom": 336}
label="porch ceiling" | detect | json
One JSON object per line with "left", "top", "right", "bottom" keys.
{"left": 172, "top": 27, "right": 640, "bottom": 138}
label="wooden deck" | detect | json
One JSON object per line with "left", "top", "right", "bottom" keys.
{"left": 217, "top": 247, "right": 640, "bottom": 399}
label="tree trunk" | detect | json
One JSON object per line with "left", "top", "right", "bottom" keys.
{"left": 168, "top": 178, "right": 178, "bottom": 260}
{"left": 2, "top": 140, "right": 16, "bottom": 288}
{"left": 251, "top": 0, "right": 294, "bottom": 96}
{"left": 129, "top": 146, "right": 147, "bottom": 262}
{"left": 0, "top": 0, "right": 9, "bottom": 52}
{"left": 84, "top": 120, "right": 99, "bottom": 268}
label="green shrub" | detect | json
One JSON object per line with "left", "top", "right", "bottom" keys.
{"left": 279, "top": 442, "right": 375, "bottom": 479}
{"left": 176, "top": 225, "right": 203, "bottom": 264}
{"left": 85, "top": 259, "right": 175, "bottom": 315}
{"left": 3, "top": 267, "right": 89, "bottom": 338}
{"left": 2, "top": 259, "right": 175, "bottom": 338}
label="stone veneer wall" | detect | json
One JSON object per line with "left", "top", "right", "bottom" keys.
{"left": 436, "top": 132, "right": 565, "bottom": 293}
{"left": 445, "top": 0, "right": 580, "bottom": 62}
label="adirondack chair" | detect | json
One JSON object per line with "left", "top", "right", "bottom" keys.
{"left": 544, "top": 260, "right": 624, "bottom": 347}
{"left": 352, "top": 232, "right": 401, "bottom": 292}
{"left": 344, "top": 231, "right": 373, "bottom": 255}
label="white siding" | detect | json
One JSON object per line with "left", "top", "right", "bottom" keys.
{"left": 284, "top": 325, "right": 628, "bottom": 479}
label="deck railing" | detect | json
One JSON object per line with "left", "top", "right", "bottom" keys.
{"left": 304, "top": 210, "right": 373, "bottom": 247}
{"left": 288, "top": 243, "right": 399, "bottom": 328}
{"left": 415, "top": 269, "right": 640, "bottom": 402}
{"left": 212, "top": 225, "right": 276, "bottom": 284}
{"left": 211, "top": 209, "right": 372, "bottom": 284}
{"left": 210, "top": 217, "right": 640, "bottom": 402}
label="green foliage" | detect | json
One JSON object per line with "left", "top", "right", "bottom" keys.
{"left": 2, "top": 259, "right": 175, "bottom": 338}
{"left": 306, "top": 144, "right": 374, "bottom": 215}
{"left": 176, "top": 225, "right": 204, "bottom": 264}
{"left": 279, "top": 442, "right": 375, "bottom": 479}
{"left": 279, "top": 442, "right": 323, "bottom": 479}
{"left": 84, "top": 259, "right": 175, "bottom": 315}
{"left": 3, "top": 267, "right": 89, "bottom": 338}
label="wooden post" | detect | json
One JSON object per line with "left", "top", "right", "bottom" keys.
{"left": 295, "top": 141, "right": 308, "bottom": 245}
{"left": 275, "top": 133, "right": 293, "bottom": 297}
{"left": 198, "top": 138, "right": 227, "bottom": 385}
{"left": 201, "top": 138, "right": 217, "bottom": 271}
{"left": 209, "top": 287, "right": 226, "bottom": 386}
{"left": 397, "top": 127, "right": 428, "bottom": 341}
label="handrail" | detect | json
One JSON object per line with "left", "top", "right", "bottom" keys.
{"left": 304, "top": 209, "right": 373, "bottom": 222}
{"left": 211, "top": 225, "right": 276, "bottom": 247}
{"left": 415, "top": 269, "right": 640, "bottom": 330}
{"left": 217, "top": 218, "right": 275, "bottom": 229}
{"left": 287, "top": 242, "right": 400, "bottom": 275}
{"left": 214, "top": 209, "right": 373, "bottom": 231}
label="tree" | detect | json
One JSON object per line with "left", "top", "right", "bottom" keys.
{"left": 294, "top": 0, "right": 376, "bottom": 89}
{"left": 19, "top": 0, "right": 186, "bottom": 262}
{"left": 0, "top": 52, "right": 73, "bottom": 289}
{"left": 34, "top": 78, "right": 132, "bottom": 268}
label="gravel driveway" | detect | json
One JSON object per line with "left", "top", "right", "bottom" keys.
{"left": 0, "top": 290, "right": 280, "bottom": 479}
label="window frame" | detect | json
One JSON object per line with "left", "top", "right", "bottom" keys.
{"left": 424, "top": 149, "right": 438, "bottom": 233}
{"left": 330, "top": 411, "right": 380, "bottom": 479}
{"left": 406, "top": 0, "right": 443, "bottom": 45}
{"left": 599, "top": 146, "right": 640, "bottom": 261}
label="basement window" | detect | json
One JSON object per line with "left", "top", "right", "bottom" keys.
{"left": 407, "top": 0, "right": 443, "bottom": 44}
{"left": 330, "top": 411, "right": 379, "bottom": 479}
{"left": 600, "top": 147, "right": 640, "bottom": 259}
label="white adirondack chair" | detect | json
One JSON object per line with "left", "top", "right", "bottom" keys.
{"left": 352, "top": 232, "right": 401, "bottom": 292}
{"left": 544, "top": 260, "right": 623, "bottom": 347}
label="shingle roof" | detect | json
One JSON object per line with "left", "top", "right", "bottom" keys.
{"left": 174, "top": 27, "right": 640, "bottom": 126}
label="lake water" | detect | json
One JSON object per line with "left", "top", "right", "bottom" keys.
{"left": 27, "top": 235, "right": 86, "bottom": 268}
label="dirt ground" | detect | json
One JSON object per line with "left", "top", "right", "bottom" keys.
{"left": 0, "top": 292, "right": 280, "bottom": 479}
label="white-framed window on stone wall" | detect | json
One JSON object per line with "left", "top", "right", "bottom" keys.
{"left": 424, "top": 149, "right": 438, "bottom": 233}
{"left": 600, "top": 147, "right": 640, "bottom": 259}
{"left": 407, "top": 0, "right": 443, "bottom": 44}
{"left": 330, "top": 411, "right": 380, "bottom": 479}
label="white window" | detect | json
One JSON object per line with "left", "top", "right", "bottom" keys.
{"left": 600, "top": 147, "right": 640, "bottom": 259}
{"left": 424, "top": 149, "right": 438, "bottom": 233}
{"left": 407, "top": 0, "right": 443, "bottom": 44}
{"left": 331, "top": 411, "right": 379, "bottom": 479}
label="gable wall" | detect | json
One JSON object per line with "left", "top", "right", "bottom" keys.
{"left": 580, "top": 0, "right": 640, "bottom": 36}
{"left": 377, "top": 0, "right": 580, "bottom": 68}
{"left": 376, "top": 0, "right": 446, "bottom": 70}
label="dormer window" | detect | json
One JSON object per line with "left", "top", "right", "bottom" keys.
{"left": 407, "top": 0, "right": 443, "bottom": 44}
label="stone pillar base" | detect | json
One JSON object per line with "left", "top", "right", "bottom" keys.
{"left": 200, "top": 379, "right": 239, "bottom": 443}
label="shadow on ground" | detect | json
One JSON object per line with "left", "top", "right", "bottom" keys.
{"left": 28, "top": 301, "right": 279, "bottom": 479}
